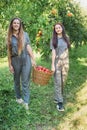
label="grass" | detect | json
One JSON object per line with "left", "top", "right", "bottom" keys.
{"left": 0, "top": 45, "right": 87, "bottom": 130}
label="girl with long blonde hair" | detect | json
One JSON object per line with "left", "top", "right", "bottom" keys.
{"left": 7, "top": 17, "right": 36, "bottom": 110}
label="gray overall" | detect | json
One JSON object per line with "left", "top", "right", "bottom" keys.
{"left": 11, "top": 32, "right": 31, "bottom": 104}
{"left": 50, "top": 37, "right": 69, "bottom": 103}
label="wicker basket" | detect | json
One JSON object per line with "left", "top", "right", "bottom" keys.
{"left": 32, "top": 66, "right": 53, "bottom": 85}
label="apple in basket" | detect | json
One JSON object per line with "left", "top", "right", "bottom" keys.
{"left": 43, "top": 68, "right": 48, "bottom": 73}
{"left": 44, "top": 69, "right": 52, "bottom": 74}
{"left": 45, "top": 69, "right": 50, "bottom": 73}
{"left": 36, "top": 66, "right": 43, "bottom": 71}
{"left": 36, "top": 66, "right": 51, "bottom": 73}
{"left": 36, "top": 66, "right": 45, "bottom": 71}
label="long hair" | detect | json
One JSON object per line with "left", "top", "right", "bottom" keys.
{"left": 7, "top": 17, "right": 24, "bottom": 56}
{"left": 52, "top": 22, "right": 70, "bottom": 49}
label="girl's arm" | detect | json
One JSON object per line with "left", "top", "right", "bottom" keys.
{"left": 27, "top": 44, "right": 36, "bottom": 66}
{"left": 7, "top": 48, "right": 14, "bottom": 73}
{"left": 51, "top": 49, "right": 56, "bottom": 72}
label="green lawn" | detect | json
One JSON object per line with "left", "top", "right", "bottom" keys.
{"left": 0, "top": 45, "right": 87, "bottom": 130}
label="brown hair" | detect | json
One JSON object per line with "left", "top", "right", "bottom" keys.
{"left": 52, "top": 22, "right": 70, "bottom": 48}
{"left": 7, "top": 17, "right": 24, "bottom": 56}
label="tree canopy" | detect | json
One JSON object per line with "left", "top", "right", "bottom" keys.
{"left": 0, "top": 0, "right": 87, "bottom": 58}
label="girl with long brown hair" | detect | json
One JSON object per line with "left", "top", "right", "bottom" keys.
{"left": 50, "top": 22, "right": 70, "bottom": 111}
{"left": 7, "top": 17, "right": 36, "bottom": 110}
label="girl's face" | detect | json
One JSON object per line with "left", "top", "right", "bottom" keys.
{"left": 55, "top": 24, "right": 63, "bottom": 35}
{"left": 12, "top": 19, "right": 20, "bottom": 31}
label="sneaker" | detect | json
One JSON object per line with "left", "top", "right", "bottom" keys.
{"left": 54, "top": 99, "right": 58, "bottom": 104}
{"left": 23, "top": 103, "right": 29, "bottom": 110}
{"left": 16, "top": 98, "right": 24, "bottom": 104}
{"left": 57, "top": 102, "right": 64, "bottom": 112}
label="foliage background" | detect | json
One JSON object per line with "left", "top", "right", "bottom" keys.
{"left": 0, "top": 0, "right": 87, "bottom": 58}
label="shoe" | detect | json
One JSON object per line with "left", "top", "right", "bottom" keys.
{"left": 16, "top": 98, "right": 24, "bottom": 104}
{"left": 57, "top": 102, "right": 64, "bottom": 112}
{"left": 54, "top": 99, "right": 58, "bottom": 104}
{"left": 23, "top": 103, "right": 29, "bottom": 110}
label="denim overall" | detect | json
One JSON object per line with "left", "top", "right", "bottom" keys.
{"left": 50, "top": 37, "right": 69, "bottom": 103}
{"left": 11, "top": 32, "right": 31, "bottom": 104}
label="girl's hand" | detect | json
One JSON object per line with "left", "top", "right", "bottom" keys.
{"left": 51, "top": 64, "right": 55, "bottom": 72}
{"left": 9, "top": 65, "right": 14, "bottom": 73}
{"left": 31, "top": 59, "right": 36, "bottom": 67}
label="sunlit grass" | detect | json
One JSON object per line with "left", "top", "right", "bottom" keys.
{"left": 0, "top": 57, "right": 8, "bottom": 68}
{"left": 77, "top": 57, "right": 87, "bottom": 66}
